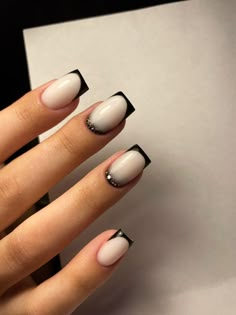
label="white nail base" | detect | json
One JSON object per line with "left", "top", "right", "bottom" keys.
{"left": 41, "top": 72, "right": 81, "bottom": 110}
{"left": 97, "top": 237, "right": 130, "bottom": 266}
{"left": 107, "top": 150, "right": 146, "bottom": 187}
{"left": 87, "top": 95, "right": 128, "bottom": 133}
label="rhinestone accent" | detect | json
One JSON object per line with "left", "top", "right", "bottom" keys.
{"left": 86, "top": 119, "right": 104, "bottom": 135}
{"left": 105, "top": 171, "right": 120, "bottom": 187}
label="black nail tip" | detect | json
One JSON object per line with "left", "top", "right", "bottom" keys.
{"left": 69, "top": 69, "right": 89, "bottom": 98}
{"left": 112, "top": 91, "right": 135, "bottom": 119}
{"left": 127, "top": 144, "right": 151, "bottom": 168}
{"left": 109, "top": 229, "right": 134, "bottom": 247}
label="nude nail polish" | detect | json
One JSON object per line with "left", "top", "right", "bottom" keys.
{"left": 105, "top": 144, "right": 151, "bottom": 187}
{"left": 86, "top": 91, "right": 135, "bottom": 134}
{"left": 41, "top": 69, "right": 89, "bottom": 110}
{"left": 97, "top": 229, "right": 133, "bottom": 267}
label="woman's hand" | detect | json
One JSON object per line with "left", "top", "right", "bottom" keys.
{"left": 0, "top": 70, "right": 150, "bottom": 315}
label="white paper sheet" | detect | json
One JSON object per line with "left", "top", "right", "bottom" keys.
{"left": 23, "top": 1, "right": 236, "bottom": 314}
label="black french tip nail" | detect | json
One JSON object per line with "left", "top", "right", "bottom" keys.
{"left": 109, "top": 229, "right": 134, "bottom": 247}
{"left": 112, "top": 91, "right": 136, "bottom": 119}
{"left": 70, "top": 69, "right": 89, "bottom": 98}
{"left": 86, "top": 90, "right": 135, "bottom": 135}
{"left": 127, "top": 144, "right": 151, "bottom": 168}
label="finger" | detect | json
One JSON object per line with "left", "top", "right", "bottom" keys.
{"left": 0, "top": 146, "right": 150, "bottom": 293}
{"left": 0, "top": 277, "right": 36, "bottom": 315}
{"left": 0, "top": 69, "right": 88, "bottom": 164}
{"left": 27, "top": 229, "right": 133, "bottom": 315}
{"left": 0, "top": 92, "right": 135, "bottom": 231}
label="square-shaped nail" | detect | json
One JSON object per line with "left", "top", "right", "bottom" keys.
{"left": 105, "top": 144, "right": 151, "bottom": 187}
{"left": 86, "top": 91, "right": 135, "bottom": 134}
{"left": 97, "top": 229, "right": 133, "bottom": 266}
{"left": 41, "top": 69, "right": 89, "bottom": 110}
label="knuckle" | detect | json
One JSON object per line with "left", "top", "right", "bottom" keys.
{"left": 79, "top": 180, "right": 106, "bottom": 212}
{"left": 0, "top": 175, "right": 22, "bottom": 206}
{"left": 80, "top": 185, "right": 99, "bottom": 211}
{"left": 74, "top": 274, "right": 95, "bottom": 296}
{"left": 57, "top": 129, "right": 78, "bottom": 155}
{"left": 57, "top": 118, "right": 81, "bottom": 155}
{"left": 26, "top": 303, "right": 45, "bottom": 315}
{"left": 5, "top": 230, "right": 33, "bottom": 272}
{"left": 14, "top": 96, "right": 34, "bottom": 128}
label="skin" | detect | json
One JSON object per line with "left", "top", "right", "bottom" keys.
{"left": 0, "top": 81, "right": 141, "bottom": 314}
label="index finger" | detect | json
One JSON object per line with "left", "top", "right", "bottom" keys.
{"left": 0, "top": 69, "right": 88, "bottom": 164}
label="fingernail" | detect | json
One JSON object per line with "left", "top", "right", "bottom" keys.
{"left": 97, "top": 229, "right": 133, "bottom": 267}
{"left": 86, "top": 91, "right": 135, "bottom": 134}
{"left": 105, "top": 144, "right": 151, "bottom": 187}
{"left": 41, "top": 69, "right": 89, "bottom": 110}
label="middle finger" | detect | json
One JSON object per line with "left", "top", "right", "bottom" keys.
{"left": 0, "top": 93, "right": 135, "bottom": 231}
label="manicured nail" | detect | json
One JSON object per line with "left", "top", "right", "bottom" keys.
{"left": 86, "top": 91, "right": 135, "bottom": 134}
{"left": 41, "top": 69, "right": 89, "bottom": 110}
{"left": 105, "top": 144, "right": 151, "bottom": 187}
{"left": 97, "top": 229, "right": 133, "bottom": 266}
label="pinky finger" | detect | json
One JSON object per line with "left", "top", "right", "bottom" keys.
{"left": 27, "top": 229, "right": 133, "bottom": 315}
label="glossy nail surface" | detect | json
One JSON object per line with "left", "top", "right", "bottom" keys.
{"left": 106, "top": 144, "right": 151, "bottom": 187}
{"left": 86, "top": 91, "right": 135, "bottom": 134}
{"left": 97, "top": 229, "right": 133, "bottom": 267}
{"left": 42, "top": 69, "right": 89, "bottom": 110}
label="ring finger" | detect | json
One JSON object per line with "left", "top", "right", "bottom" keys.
{"left": 0, "top": 145, "right": 150, "bottom": 294}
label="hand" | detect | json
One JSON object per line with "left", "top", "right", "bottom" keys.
{"left": 0, "top": 70, "right": 150, "bottom": 315}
